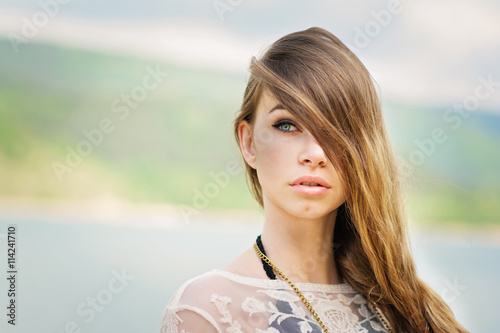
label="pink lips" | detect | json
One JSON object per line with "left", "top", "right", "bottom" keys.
{"left": 290, "top": 184, "right": 330, "bottom": 195}
{"left": 289, "top": 175, "right": 330, "bottom": 196}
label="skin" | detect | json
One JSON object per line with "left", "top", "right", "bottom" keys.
{"left": 223, "top": 89, "right": 346, "bottom": 285}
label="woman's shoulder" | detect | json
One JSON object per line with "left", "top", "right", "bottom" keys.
{"left": 167, "top": 246, "right": 265, "bottom": 302}
{"left": 159, "top": 267, "right": 269, "bottom": 333}
{"left": 159, "top": 269, "right": 230, "bottom": 333}
{"left": 168, "top": 269, "right": 235, "bottom": 303}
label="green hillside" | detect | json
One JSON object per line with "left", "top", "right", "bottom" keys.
{"left": 0, "top": 39, "right": 499, "bottom": 224}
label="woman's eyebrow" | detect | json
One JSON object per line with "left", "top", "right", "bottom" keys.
{"left": 268, "top": 104, "right": 286, "bottom": 113}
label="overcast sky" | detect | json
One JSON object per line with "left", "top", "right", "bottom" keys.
{"left": 1, "top": 0, "right": 499, "bottom": 112}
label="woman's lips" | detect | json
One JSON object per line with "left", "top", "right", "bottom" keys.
{"left": 289, "top": 184, "right": 330, "bottom": 196}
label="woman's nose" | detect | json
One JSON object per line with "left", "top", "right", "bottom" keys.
{"left": 299, "top": 134, "right": 327, "bottom": 167}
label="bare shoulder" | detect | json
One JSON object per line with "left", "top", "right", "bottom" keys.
{"left": 168, "top": 245, "right": 269, "bottom": 304}
{"left": 160, "top": 247, "right": 268, "bottom": 333}
{"left": 222, "top": 246, "right": 269, "bottom": 279}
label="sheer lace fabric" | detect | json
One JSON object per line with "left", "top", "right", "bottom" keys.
{"left": 160, "top": 269, "right": 390, "bottom": 333}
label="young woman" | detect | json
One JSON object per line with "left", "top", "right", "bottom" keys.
{"left": 160, "top": 27, "right": 468, "bottom": 333}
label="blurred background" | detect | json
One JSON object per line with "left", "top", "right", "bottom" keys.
{"left": 0, "top": 0, "right": 499, "bottom": 332}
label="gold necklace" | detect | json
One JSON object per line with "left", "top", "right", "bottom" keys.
{"left": 253, "top": 242, "right": 392, "bottom": 333}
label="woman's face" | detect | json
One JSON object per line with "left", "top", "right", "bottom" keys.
{"left": 238, "top": 89, "right": 346, "bottom": 220}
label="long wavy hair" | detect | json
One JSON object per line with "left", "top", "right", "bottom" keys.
{"left": 232, "top": 27, "right": 468, "bottom": 333}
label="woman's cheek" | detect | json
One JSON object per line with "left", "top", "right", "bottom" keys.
{"left": 263, "top": 139, "right": 287, "bottom": 160}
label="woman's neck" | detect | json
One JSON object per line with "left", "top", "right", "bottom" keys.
{"left": 259, "top": 204, "right": 341, "bottom": 285}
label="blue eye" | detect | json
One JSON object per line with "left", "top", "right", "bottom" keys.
{"left": 272, "top": 120, "right": 298, "bottom": 133}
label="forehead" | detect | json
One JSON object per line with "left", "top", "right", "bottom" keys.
{"left": 257, "top": 90, "right": 278, "bottom": 110}
{"left": 256, "top": 90, "right": 288, "bottom": 116}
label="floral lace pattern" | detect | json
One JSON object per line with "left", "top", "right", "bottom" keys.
{"left": 160, "top": 269, "right": 390, "bottom": 333}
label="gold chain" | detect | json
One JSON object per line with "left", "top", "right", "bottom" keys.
{"left": 253, "top": 242, "right": 330, "bottom": 332}
{"left": 253, "top": 242, "right": 392, "bottom": 333}
{"left": 372, "top": 302, "right": 392, "bottom": 333}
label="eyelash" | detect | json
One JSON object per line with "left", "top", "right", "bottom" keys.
{"left": 272, "top": 119, "right": 298, "bottom": 133}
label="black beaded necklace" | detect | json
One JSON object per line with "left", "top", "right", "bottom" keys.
{"left": 256, "top": 234, "right": 277, "bottom": 280}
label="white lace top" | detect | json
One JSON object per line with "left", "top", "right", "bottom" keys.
{"left": 159, "top": 269, "right": 391, "bottom": 333}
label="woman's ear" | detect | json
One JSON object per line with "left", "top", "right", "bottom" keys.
{"left": 238, "top": 120, "right": 256, "bottom": 169}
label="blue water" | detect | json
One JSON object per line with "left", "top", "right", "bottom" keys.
{"left": 0, "top": 218, "right": 496, "bottom": 332}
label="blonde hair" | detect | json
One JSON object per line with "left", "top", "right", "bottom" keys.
{"left": 232, "top": 27, "right": 468, "bottom": 333}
